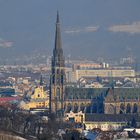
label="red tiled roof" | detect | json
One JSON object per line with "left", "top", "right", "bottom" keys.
{"left": 0, "top": 96, "right": 20, "bottom": 103}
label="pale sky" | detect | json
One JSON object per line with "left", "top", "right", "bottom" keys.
{"left": 0, "top": 0, "right": 140, "bottom": 61}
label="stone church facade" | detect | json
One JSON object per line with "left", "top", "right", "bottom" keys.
{"left": 50, "top": 13, "right": 140, "bottom": 115}
{"left": 104, "top": 88, "right": 140, "bottom": 114}
{"left": 64, "top": 87, "right": 140, "bottom": 114}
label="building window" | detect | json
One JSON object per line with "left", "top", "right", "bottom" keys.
{"left": 133, "top": 103, "right": 138, "bottom": 113}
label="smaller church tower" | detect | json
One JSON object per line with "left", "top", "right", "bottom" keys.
{"left": 50, "top": 12, "right": 65, "bottom": 115}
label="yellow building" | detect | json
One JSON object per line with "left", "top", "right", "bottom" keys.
{"left": 65, "top": 111, "right": 84, "bottom": 123}
{"left": 84, "top": 121, "right": 126, "bottom": 131}
{"left": 83, "top": 114, "right": 140, "bottom": 131}
{"left": 31, "top": 86, "right": 46, "bottom": 99}
{"left": 20, "top": 86, "right": 49, "bottom": 110}
{"left": 64, "top": 112, "right": 140, "bottom": 131}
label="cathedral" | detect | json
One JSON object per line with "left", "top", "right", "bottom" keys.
{"left": 50, "top": 12, "right": 140, "bottom": 116}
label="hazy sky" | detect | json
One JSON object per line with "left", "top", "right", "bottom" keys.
{"left": 0, "top": 0, "right": 140, "bottom": 60}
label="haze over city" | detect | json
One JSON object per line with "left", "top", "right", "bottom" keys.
{"left": 0, "top": 0, "right": 140, "bottom": 62}
{"left": 1, "top": 1, "right": 140, "bottom": 140}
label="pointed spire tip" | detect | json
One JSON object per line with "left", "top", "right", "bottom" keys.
{"left": 56, "top": 11, "right": 60, "bottom": 23}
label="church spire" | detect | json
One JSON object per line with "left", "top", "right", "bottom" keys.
{"left": 54, "top": 11, "right": 62, "bottom": 50}
{"left": 52, "top": 11, "right": 64, "bottom": 67}
{"left": 50, "top": 12, "right": 65, "bottom": 114}
{"left": 56, "top": 11, "right": 60, "bottom": 23}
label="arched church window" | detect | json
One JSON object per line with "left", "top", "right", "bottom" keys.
{"left": 61, "top": 74, "right": 64, "bottom": 84}
{"left": 126, "top": 103, "right": 131, "bottom": 113}
{"left": 56, "top": 87, "right": 61, "bottom": 100}
{"left": 67, "top": 103, "right": 72, "bottom": 113}
{"left": 133, "top": 103, "right": 138, "bottom": 113}
{"left": 120, "top": 103, "right": 125, "bottom": 114}
{"left": 73, "top": 103, "right": 78, "bottom": 113}
{"left": 108, "top": 104, "right": 115, "bottom": 114}
{"left": 80, "top": 103, "right": 85, "bottom": 113}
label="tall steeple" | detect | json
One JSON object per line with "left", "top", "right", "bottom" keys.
{"left": 52, "top": 11, "right": 64, "bottom": 68}
{"left": 55, "top": 11, "right": 61, "bottom": 49}
{"left": 50, "top": 12, "right": 65, "bottom": 115}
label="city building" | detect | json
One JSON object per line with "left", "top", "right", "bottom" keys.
{"left": 20, "top": 86, "right": 49, "bottom": 110}
{"left": 49, "top": 13, "right": 140, "bottom": 123}
{"left": 104, "top": 87, "right": 140, "bottom": 114}
{"left": 65, "top": 111, "right": 140, "bottom": 131}
{"left": 83, "top": 114, "right": 140, "bottom": 131}
{"left": 65, "top": 111, "right": 84, "bottom": 123}
{"left": 19, "top": 77, "right": 49, "bottom": 110}
{"left": 74, "top": 69, "right": 135, "bottom": 81}
{"left": 64, "top": 86, "right": 140, "bottom": 114}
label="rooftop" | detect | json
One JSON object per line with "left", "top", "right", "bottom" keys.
{"left": 85, "top": 114, "right": 140, "bottom": 122}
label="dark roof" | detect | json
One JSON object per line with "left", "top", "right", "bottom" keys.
{"left": 65, "top": 87, "right": 107, "bottom": 99}
{"left": 107, "top": 88, "right": 140, "bottom": 99}
{"left": 65, "top": 87, "right": 140, "bottom": 100}
{"left": 0, "top": 88, "right": 15, "bottom": 96}
{"left": 85, "top": 114, "right": 140, "bottom": 122}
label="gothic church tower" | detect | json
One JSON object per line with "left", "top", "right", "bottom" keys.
{"left": 50, "top": 12, "right": 65, "bottom": 114}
